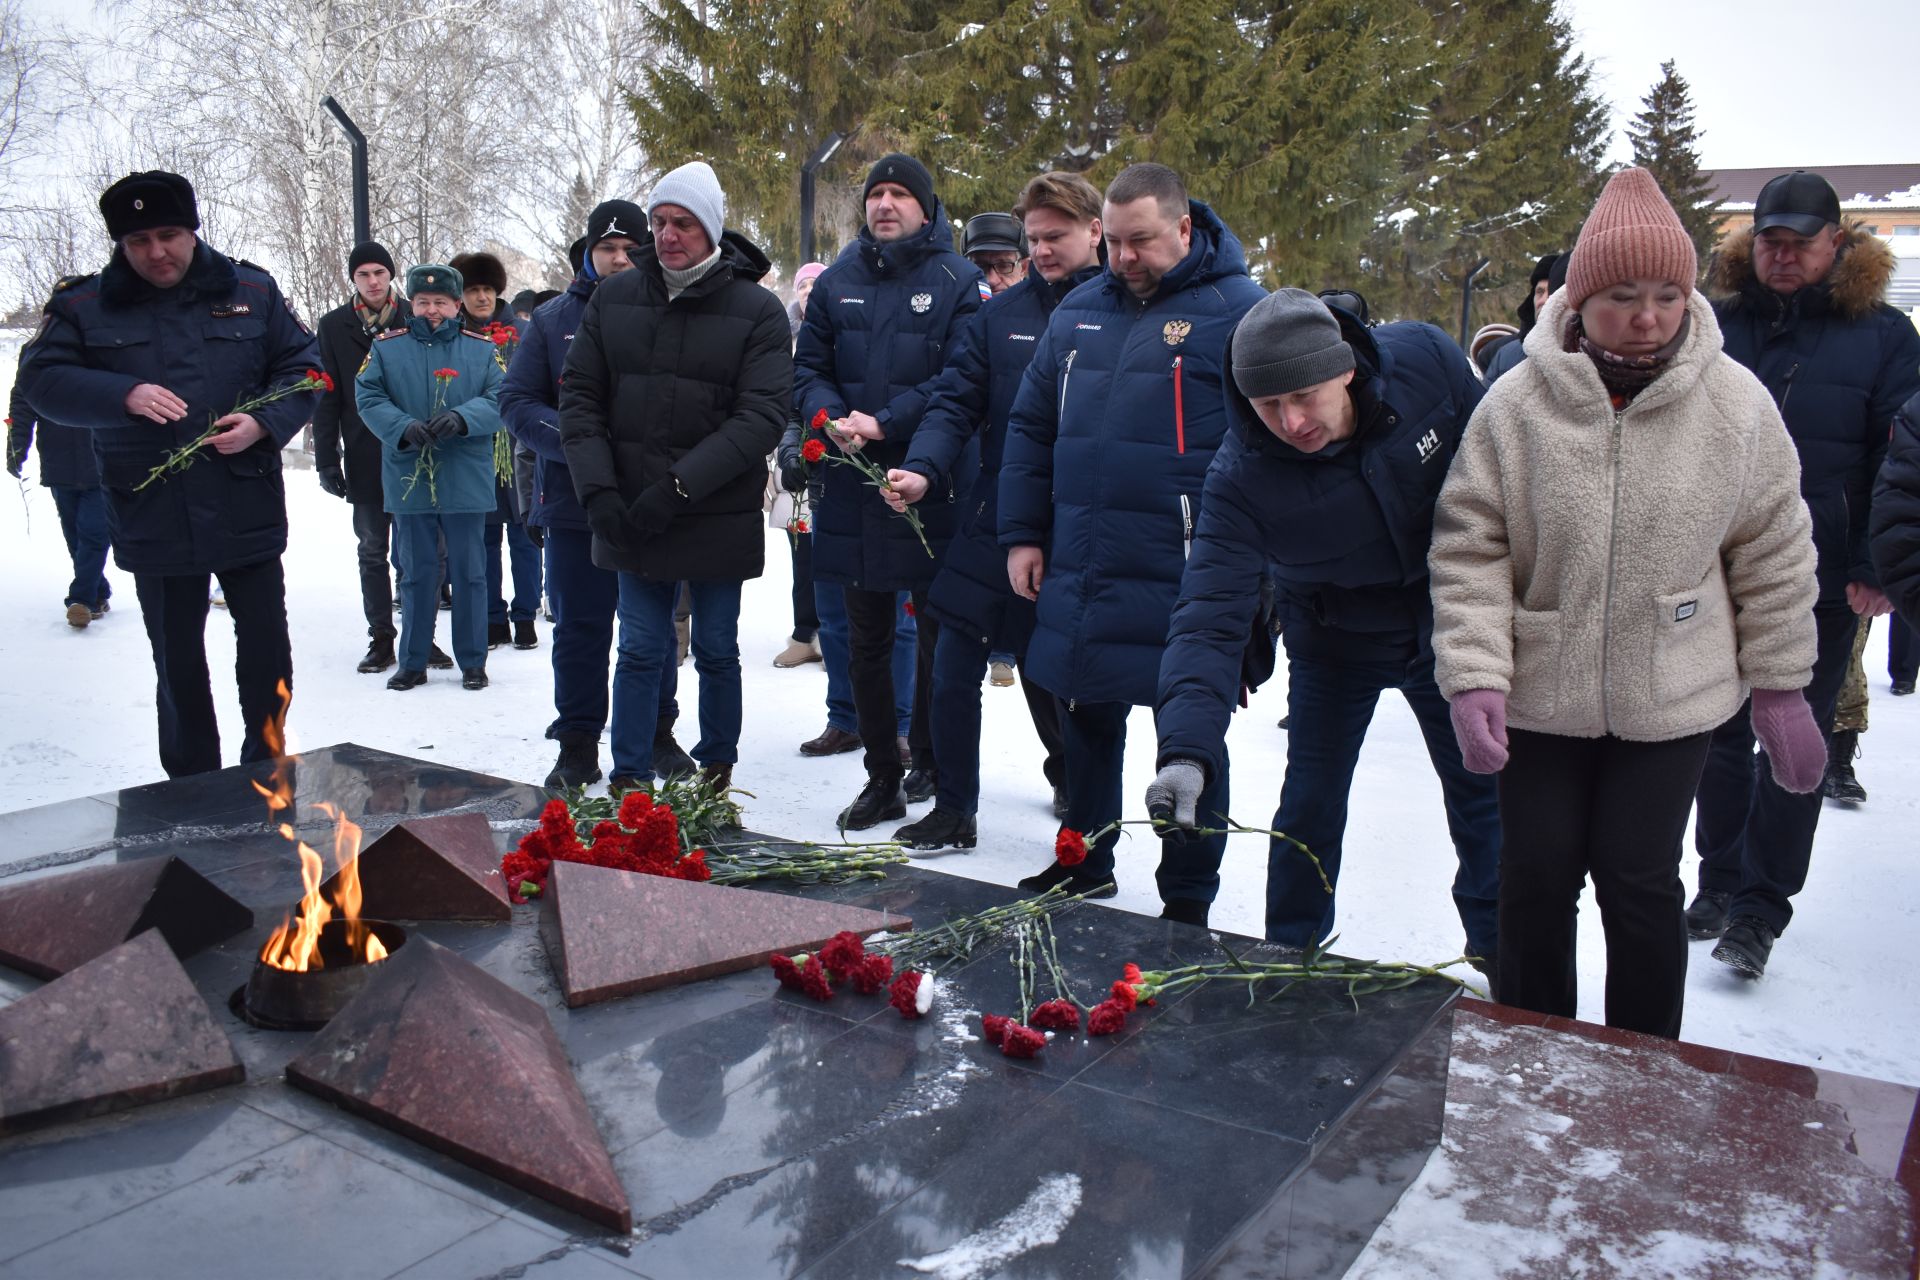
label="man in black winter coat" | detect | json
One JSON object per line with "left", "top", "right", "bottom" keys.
{"left": 9, "top": 359, "right": 116, "bottom": 629}
{"left": 312, "top": 241, "right": 417, "bottom": 673}
{"left": 1871, "top": 391, "right": 1920, "bottom": 684}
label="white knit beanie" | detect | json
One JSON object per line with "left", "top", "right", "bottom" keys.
{"left": 649, "top": 161, "right": 726, "bottom": 250}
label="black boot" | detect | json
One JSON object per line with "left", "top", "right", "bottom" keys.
{"left": 893, "top": 807, "right": 977, "bottom": 852}
{"left": 387, "top": 668, "right": 427, "bottom": 691}
{"left": 1821, "top": 730, "right": 1865, "bottom": 804}
{"left": 357, "top": 637, "right": 395, "bottom": 673}
{"left": 903, "top": 766, "right": 937, "bottom": 804}
{"left": 462, "top": 668, "right": 489, "bottom": 691}
{"left": 487, "top": 621, "right": 511, "bottom": 650}
{"left": 545, "top": 734, "right": 602, "bottom": 790}
{"left": 427, "top": 643, "right": 454, "bottom": 670}
{"left": 653, "top": 721, "right": 696, "bottom": 779}
{"left": 513, "top": 619, "right": 538, "bottom": 650}
{"left": 1713, "top": 916, "right": 1776, "bottom": 977}
{"left": 1159, "top": 899, "right": 1210, "bottom": 928}
{"left": 840, "top": 775, "right": 907, "bottom": 831}
{"left": 1684, "top": 889, "right": 1731, "bottom": 940}
{"left": 1015, "top": 861, "right": 1118, "bottom": 899}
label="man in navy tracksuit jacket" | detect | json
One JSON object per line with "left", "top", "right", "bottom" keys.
{"left": 1149, "top": 288, "right": 1501, "bottom": 963}
{"left": 998, "top": 163, "right": 1264, "bottom": 925}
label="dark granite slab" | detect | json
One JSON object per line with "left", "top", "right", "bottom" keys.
{"left": 0, "top": 855, "right": 253, "bottom": 980}
{"left": 319, "top": 811, "right": 512, "bottom": 922}
{"left": 285, "top": 937, "right": 632, "bottom": 1232}
{"left": 0, "top": 930, "right": 242, "bottom": 1136}
{"left": 541, "top": 860, "right": 912, "bottom": 1008}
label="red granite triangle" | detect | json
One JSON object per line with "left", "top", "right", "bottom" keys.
{"left": 285, "top": 938, "right": 631, "bottom": 1232}
{"left": 0, "top": 856, "right": 254, "bottom": 979}
{"left": 319, "top": 813, "right": 511, "bottom": 922}
{"left": 0, "top": 930, "right": 243, "bottom": 1136}
{"left": 542, "top": 860, "right": 913, "bottom": 1008}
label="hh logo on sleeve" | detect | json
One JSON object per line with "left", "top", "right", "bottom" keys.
{"left": 1414, "top": 429, "right": 1441, "bottom": 463}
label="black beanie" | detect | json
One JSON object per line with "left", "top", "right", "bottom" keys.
{"left": 863, "top": 153, "right": 936, "bottom": 224}
{"left": 348, "top": 242, "right": 396, "bottom": 277}
{"left": 583, "top": 200, "right": 646, "bottom": 256}
{"left": 99, "top": 171, "right": 199, "bottom": 240}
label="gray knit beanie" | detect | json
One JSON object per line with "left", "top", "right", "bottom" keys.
{"left": 1231, "top": 288, "right": 1355, "bottom": 399}
{"left": 649, "top": 161, "right": 726, "bottom": 250}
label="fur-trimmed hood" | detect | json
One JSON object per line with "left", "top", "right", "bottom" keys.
{"left": 1709, "top": 219, "right": 1896, "bottom": 319}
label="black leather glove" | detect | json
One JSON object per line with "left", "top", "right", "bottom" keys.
{"left": 5, "top": 451, "right": 23, "bottom": 480}
{"left": 527, "top": 523, "right": 546, "bottom": 548}
{"left": 585, "top": 491, "right": 630, "bottom": 549}
{"left": 426, "top": 410, "right": 466, "bottom": 441}
{"left": 401, "top": 419, "right": 432, "bottom": 449}
{"left": 317, "top": 467, "right": 348, "bottom": 499}
{"left": 775, "top": 420, "right": 806, "bottom": 493}
{"left": 627, "top": 478, "right": 685, "bottom": 536}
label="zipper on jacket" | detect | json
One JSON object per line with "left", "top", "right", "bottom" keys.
{"left": 1598, "top": 408, "right": 1626, "bottom": 733}
{"left": 1775, "top": 361, "right": 1799, "bottom": 414}
{"left": 1059, "top": 348, "right": 1077, "bottom": 418}
{"left": 1179, "top": 493, "right": 1194, "bottom": 560}
{"left": 1172, "top": 355, "right": 1186, "bottom": 454}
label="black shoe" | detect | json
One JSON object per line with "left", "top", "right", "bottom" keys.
{"left": 439, "top": 584, "right": 453, "bottom": 611}
{"left": 545, "top": 735, "right": 602, "bottom": 790}
{"left": 461, "top": 667, "right": 489, "bottom": 690}
{"left": 799, "top": 726, "right": 862, "bottom": 757}
{"left": 609, "top": 774, "right": 648, "bottom": 794}
{"left": 1892, "top": 678, "right": 1916, "bottom": 696}
{"left": 653, "top": 724, "right": 697, "bottom": 779}
{"left": 387, "top": 668, "right": 427, "bottom": 691}
{"left": 513, "top": 619, "right": 537, "bottom": 650}
{"left": 839, "top": 776, "right": 907, "bottom": 831}
{"left": 1015, "top": 861, "right": 1117, "bottom": 899}
{"left": 1713, "top": 916, "right": 1776, "bottom": 978}
{"left": 1822, "top": 730, "right": 1866, "bottom": 804}
{"left": 1160, "top": 898, "right": 1210, "bottom": 928}
{"left": 1277, "top": 714, "right": 1290, "bottom": 730}
{"left": 1052, "top": 786, "right": 1070, "bottom": 820}
{"left": 1685, "top": 889, "right": 1731, "bottom": 940}
{"left": 427, "top": 644, "right": 454, "bottom": 670}
{"left": 894, "top": 807, "right": 977, "bottom": 852}
{"left": 487, "top": 622, "right": 510, "bottom": 650}
{"left": 1466, "top": 953, "right": 1498, "bottom": 998}
{"left": 91, "top": 599, "right": 110, "bottom": 619}
{"left": 356, "top": 639, "right": 395, "bottom": 674}
{"left": 903, "top": 767, "right": 937, "bottom": 803}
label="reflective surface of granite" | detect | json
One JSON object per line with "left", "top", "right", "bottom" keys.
{"left": 0, "top": 855, "right": 252, "bottom": 978}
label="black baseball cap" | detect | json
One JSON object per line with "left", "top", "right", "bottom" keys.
{"left": 964, "top": 212, "right": 1026, "bottom": 257}
{"left": 1752, "top": 171, "right": 1841, "bottom": 237}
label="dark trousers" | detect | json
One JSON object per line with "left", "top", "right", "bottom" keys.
{"left": 1889, "top": 612, "right": 1917, "bottom": 684}
{"left": 1498, "top": 727, "right": 1712, "bottom": 1040}
{"left": 543, "top": 528, "right": 677, "bottom": 742}
{"left": 51, "top": 485, "right": 113, "bottom": 609}
{"left": 1269, "top": 649, "right": 1501, "bottom": 956}
{"left": 396, "top": 513, "right": 486, "bottom": 671}
{"left": 1694, "top": 603, "right": 1857, "bottom": 936}
{"left": 931, "top": 627, "right": 1066, "bottom": 814}
{"left": 843, "top": 585, "right": 937, "bottom": 780}
{"left": 486, "top": 518, "right": 542, "bottom": 624}
{"left": 348, "top": 499, "right": 399, "bottom": 642}
{"left": 1065, "top": 699, "right": 1228, "bottom": 905}
{"left": 817, "top": 584, "right": 913, "bottom": 735}
{"left": 134, "top": 557, "right": 291, "bottom": 778}
{"left": 788, "top": 531, "right": 819, "bottom": 643}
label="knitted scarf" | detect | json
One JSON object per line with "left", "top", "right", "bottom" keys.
{"left": 1566, "top": 312, "right": 1691, "bottom": 404}
{"left": 353, "top": 288, "right": 398, "bottom": 336}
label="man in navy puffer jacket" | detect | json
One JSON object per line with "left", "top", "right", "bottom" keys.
{"left": 999, "top": 163, "right": 1264, "bottom": 925}
{"left": 1150, "top": 289, "right": 1501, "bottom": 966}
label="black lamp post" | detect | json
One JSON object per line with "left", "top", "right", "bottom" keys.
{"left": 799, "top": 131, "right": 846, "bottom": 266}
{"left": 322, "top": 96, "right": 370, "bottom": 246}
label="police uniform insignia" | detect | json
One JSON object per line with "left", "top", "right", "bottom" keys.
{"left": 910, "top": 292, "right": 933, "bottom": 314}
{"left": 357, "top": 352, "right": 372, "bottom": 375}
{"left": 282, "top": 294, "right": 311, "bottom": 335}
{"left": 976, "top": 281, "right": 992, "bottom": 302}
{"left": 210, "top": 303, "right": 253, "bottom": 317}
{"left": 133, "top": 198, "right": 144, "bottom": 210}
{"left": 1163, "top": 320, "right": 1192, "bottom": 347}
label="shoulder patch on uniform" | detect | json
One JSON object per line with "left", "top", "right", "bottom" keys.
{"left": 460, "top": 328, "right": 487, "bottom": 340}
{"left": 977, "top": 280, "right": 993, "bottom": 302}
{"left": 375, "top": 329, "right": 409, "bottom": 341}
{"left": 52, "top": 273, "right": 93, "bottom": 292}
{"left": 357, "top": 351, "right": 373, "bottom": 375}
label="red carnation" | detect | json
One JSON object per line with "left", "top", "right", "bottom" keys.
{"left": 1123, "top": 962, "right": 1144, "bottom": 983}
{"left": 794, "top": 520, "right": 810, "bottom": 534}
{"left": 433, "top": 368, "right": 459, "bottom": 378}
{"left": 492, "top": 331, "right": 513, "bottom": 346}
{"left": 981, "top": 1013, "right": 1013, "bottom": 1046}
{"left": 1001, "top": 1024, "right": 1046, "bottom": 1059}
{"left": 889, "top": 970, "right": 927, "bottom": 1019}
{"left": 802, "top": 438, "right": 827, "bottom": 463}
{"left": 770, "top": 953, "right": 805, "bottom": 991}
{"left": 811, "top": 408, "right": 832, "bottom": 430}
{"left": 1029, "top": 999, "right": 1079, "bottom": 1031}
{"left": 1055, "top": 828, "right": 1088, "bottom": 867}
{"left": 1109, "top": 979, "right": 1139, "bottom": 1012}
{"left": 1087, "top": 1000, "right": 1129, "bottom": 1036}
{"left": 903, "top": 600, "right": 916, "bottom": 618}
{"left": 798, "top": 954, "right": 834, "bottom": 1001}
{"left": 852, "top": 952, "right": 894, "bottom": 994}
{"left": 820, "top": 930, "right": 868, "bottom": 982}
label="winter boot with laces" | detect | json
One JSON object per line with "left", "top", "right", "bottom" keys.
{"left": 893, "top": 807, "right": 977, "bottom": 852}
{"left": 1821, "top": 730, "right": 1866, "bottom": 804}
{"left": 545, "top": 733, "right": 602, "bottom": 790}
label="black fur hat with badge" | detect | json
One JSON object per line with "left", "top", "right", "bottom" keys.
{"left": 99, "top": 171, "right": 200, "bottom": 240}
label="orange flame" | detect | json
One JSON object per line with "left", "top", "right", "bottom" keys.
{"left": 253, "top": 681, "right": 388, "bottom": 971}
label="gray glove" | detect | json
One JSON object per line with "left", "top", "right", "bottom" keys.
{"left": 1145, "top": 759, "right": 1206, "bottom": 832}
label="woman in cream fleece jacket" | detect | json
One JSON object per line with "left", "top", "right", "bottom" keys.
{"left": 1428, "top": 167, "right": 1821, "bottom": 1039}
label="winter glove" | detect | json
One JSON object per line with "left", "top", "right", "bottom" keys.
{"left": 775, "top": 420, "right": 808, "bottom": 493}
{"left": 426, "top": 410, "right": 466, "bottom": 441}
{"left": 1751, "top": 688, "right": 1825, "bottom": 793}
{"left": 627, "top": 477, "right": 686, "bottom": 537}
{"left": 585, "top": 491, "right": 630, "bottom": 550}
{"left": 401, "top": 419, "right": 433, "bottom": 449}
{"left": 5, "top": 450, "right": 23, "bottom": 480}
{"left": 527, "top": 523, "right": 546, "bottom": 549}
{"left": 1145, "top": 759, "right": 1206, "bottom": 832}
{"left": 317, "top": 466, "right": 348, "bottom": 499}
{"left": 1449, "top": 689, "right": 1509, "bottom": 774}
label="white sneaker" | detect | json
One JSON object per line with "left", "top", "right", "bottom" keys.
{"left": 988, "top": 660, "right": 1015, "bottom": 687}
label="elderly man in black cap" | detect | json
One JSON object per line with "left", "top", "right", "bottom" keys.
{"left": 312, "top": 240, "right": 429, "bottom": 675}
{"left": 18, "top": 170, "right": 320, "bottom": 777}
{"left": 963, "top": 212, "right": 1027, "bottom": 296}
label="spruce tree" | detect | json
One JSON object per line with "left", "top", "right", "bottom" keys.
{"left": 1628, "top": 60, "right": 1720, "bottom": 272}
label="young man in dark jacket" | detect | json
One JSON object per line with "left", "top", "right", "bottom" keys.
{"left": 792, "top": 153, "right": 986, "bottom": 828}
{"left": 882, "top": 171, "right": 1106, "bottom": 850}
{"left": 500, "top": 199, "right": 694, "bottom": 787}
{"left": 313, "top": 241, "right": 419, "bottom": 673}
{"left": 1688, "top": 171, "right": 1920, "bottom": 978}
{"left": 1150, "top": 289, "right": 1500, "bottom": 966}
{"left": 18, "top": 170, "right": 319, "bottom": 777}
{"left": 9, "top": 358, "right": 115, "bottom": 629}
{"left": 560, "top": 161, "right": 790, "bottom": 794}
{"left": 999, "top": 163, "right": 1265, "bottom": 923}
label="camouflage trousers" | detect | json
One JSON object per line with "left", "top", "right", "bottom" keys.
{"left": 1834, "top": 616, "right": 1873, "bottom": 734}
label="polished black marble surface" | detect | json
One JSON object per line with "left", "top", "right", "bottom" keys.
{"left": 0, "top": 747, "right": 1454, "bottom": 1279}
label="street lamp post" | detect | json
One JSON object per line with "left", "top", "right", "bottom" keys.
{"left": 799, "top": 131, "right": 846, "bottom": 267}
{"left": 321, "top": 96, "right": 370, "bottom": 247}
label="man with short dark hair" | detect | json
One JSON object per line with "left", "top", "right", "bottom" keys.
{"left": 19, "top": 170, "right": 319, "bottom": 776}
{"left": 999, "top": 162, "right": 1264, "bottom": 922}
{"left": 1690, "top": 170, "right": 1920, "bottom": 977}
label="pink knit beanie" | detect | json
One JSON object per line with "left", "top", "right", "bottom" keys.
{"left": 1563, "top": 167, "right": 1697, "bottom": 309}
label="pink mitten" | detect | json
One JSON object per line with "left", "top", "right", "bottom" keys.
{"left": 1449, "top": 689, "right": 1509, "bottom": 774}
{"left": 1751, "top": 688, "right": 1825, "bottom": 793}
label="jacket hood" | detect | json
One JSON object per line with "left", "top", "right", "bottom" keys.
{"left": 1105, "top": 199, "right": 1251, "bottom": 304}
{"left": 1709, "top": 219, "right": 1896, "bottom": 320}
{"left": 1520, "top": 287, "right": 1726, "bottom": 414}
{"left": 853, "top": 198, "right": 959, "bottom": 275}
{"left": 100, "top": 239, "right": 236, "bottom": 307}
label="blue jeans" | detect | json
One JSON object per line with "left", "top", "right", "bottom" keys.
{"left": 611, "top": 577, "right": 742, "bottom": 779}
{"left": 51, "top": 485, "right": 113, "bottom": 609}
{"left": 396, "top": 513, "right": 486, "bottom": 671}
{"left": 815, "top": 582, "right": 913, "bottom": 735}
{"left": 1270, "top": 648, "right": 1501, "bottom": 955}
{"left": 487, "top": 518, "right": 542, "bottom": 624}
{"left": 542, "top": 527, "right": 676, "bottom": 740}
{"left": 1064, "top": 699, "right": 1229, "bottom": 905}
